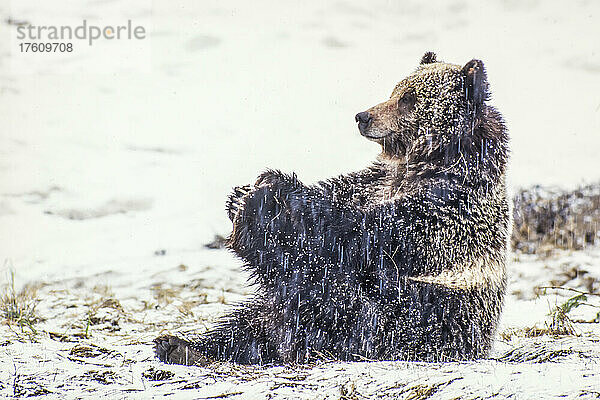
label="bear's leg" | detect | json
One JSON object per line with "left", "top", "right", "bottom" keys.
{"left": 229, "top": 180, "right": 363, "bottom": 281}
{"left": 227, "top": 173, "right": 345, "bottom": 288}
{"left": 228, "top": 185, "right": 301, "bottom": 285}
{"left": 154, "top": 302, "right": 279, "bottom": 365}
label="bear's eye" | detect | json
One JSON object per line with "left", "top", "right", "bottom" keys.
{"left": 398, "top": 91, "right": 416, "bottom": 112}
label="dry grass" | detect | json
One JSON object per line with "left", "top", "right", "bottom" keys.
{"left": 501, "top": 287, "right": 600, "bottom": 343}
{"left": 512, "top": 183, "right": 600, "bottom": 255}
{"left": 0, "top": 270, "right": 42, "bottom": 337}
{"left": 499, "top": 326, "right": 552, "bottom": 342}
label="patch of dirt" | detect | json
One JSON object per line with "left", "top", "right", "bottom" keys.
{"left": 142, "top": 367, "right": 175, "bottom": 381}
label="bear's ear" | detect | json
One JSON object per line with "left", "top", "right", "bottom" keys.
{"left": 420, "top": 51, "right": 437, "bottom": 65}
{"left": 462, "top": 59, "right": 489, "bottom": 105}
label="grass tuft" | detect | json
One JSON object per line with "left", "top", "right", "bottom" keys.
{"left": 1, "top": 270, "right": 41, "bottom": 335}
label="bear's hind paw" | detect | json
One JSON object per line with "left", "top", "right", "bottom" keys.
{"left": 154, "top": 335, "right": 209, "bottom": 366}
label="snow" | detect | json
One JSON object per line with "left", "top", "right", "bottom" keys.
{"left": 1, "top": 0, "right": 600, "bottom": 398}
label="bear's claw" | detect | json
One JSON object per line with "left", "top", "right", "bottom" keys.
{"left": 226, "top": 185, "right": 252, "bottom": 222}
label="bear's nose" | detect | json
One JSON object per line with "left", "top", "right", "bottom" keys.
{"left": 355, "top": 111, "right": 371, "bottom": 124}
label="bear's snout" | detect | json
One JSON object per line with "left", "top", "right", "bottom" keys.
{"left": 355, "top": 111, "right": 372, "bottom": 134}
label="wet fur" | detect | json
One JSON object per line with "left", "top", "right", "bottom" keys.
{"left": 155, "top": 52, "right": 510, "bottom": 365}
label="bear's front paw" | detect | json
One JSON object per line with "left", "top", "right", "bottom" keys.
{"left": 226, "top": 185, "right": 253, "bottom": 222}
{"left": 154, "top": 335, "right": 209, "bottom": 366}
{"left": 255, "top": 169, "right": 294, "bottom": 189}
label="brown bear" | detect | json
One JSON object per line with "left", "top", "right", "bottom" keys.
{"left": 155, "top": 52, "right": 510, "bottom": 365}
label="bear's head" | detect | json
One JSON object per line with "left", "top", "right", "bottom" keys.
{"left": 355, "top": 52, "right": 508, "bottom": 185}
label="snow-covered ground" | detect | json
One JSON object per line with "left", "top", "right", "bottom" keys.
{"left": 1, "top": 0, "right": 599, "bottom": 398}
